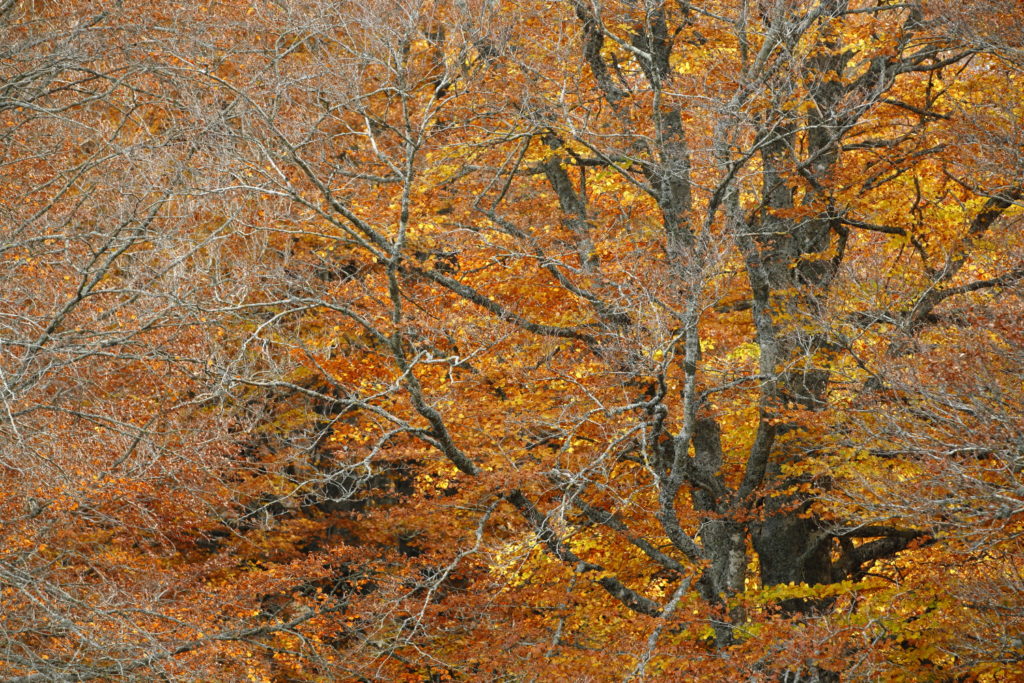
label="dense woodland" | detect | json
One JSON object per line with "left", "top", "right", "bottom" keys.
{"left": 2, "top": 0, "right": 1023, "bottom": 680}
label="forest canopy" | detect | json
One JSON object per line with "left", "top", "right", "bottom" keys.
{"left": 1, "top": 0, "right": 1023, "bottom": 680}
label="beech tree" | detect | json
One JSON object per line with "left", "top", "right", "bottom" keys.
{"left": 0, "top": 2, "right": 335, "bottom": 679}
{"left": 2, "top": 0, "right": 1022, "bottom": 680}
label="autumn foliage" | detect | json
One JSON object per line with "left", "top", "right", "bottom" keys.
{"left": 2, "top": 0, "right": 1023, "bottom": 680}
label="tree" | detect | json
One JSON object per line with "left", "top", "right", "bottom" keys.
{"left": 2, "top": 0, "right": 1022, "bottom": 679}
{"left": 0, "top": 2, "right": 341, "bottom": 679}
